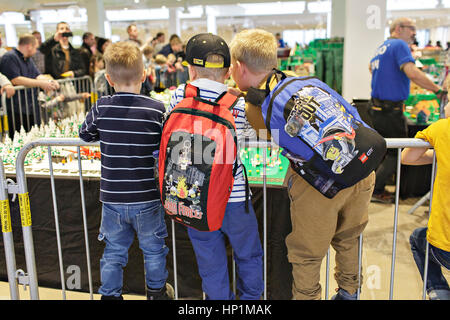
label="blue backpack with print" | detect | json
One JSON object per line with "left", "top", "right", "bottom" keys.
{"left": 248, "top": 69, "right": 386, "bottom": 198}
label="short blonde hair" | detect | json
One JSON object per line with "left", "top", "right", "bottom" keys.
{"left": 167, "top": 53, "right": 176, "bottom": 63}
{"left": 142, "top": 45, "right": 154, "bottom": 57}
{"left": 103, "top": 41, "right": 144, "bottom": 85}
{"left": 389, "top": 17, "right": 414, "bottom": 34}
{"left": 193, "top": 54, "right": 228, "bottom": 81}
{"left": 154, "top": 54, "right": 167, "bottom": 65}
{"left": 230, "top": 29, "right": 278, "bottom": 74}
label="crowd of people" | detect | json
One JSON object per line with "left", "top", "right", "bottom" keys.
{"left": 0, "top": 22, "right": 189, "bottom": 136}
{"left": 77, "top": 18, "right": 449, "bottom": 300}
{"left": 0, "top": 17, "right": 448, "bottom": 301}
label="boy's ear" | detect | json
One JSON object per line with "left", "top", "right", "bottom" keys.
{"left": 224, "top": 68, "right": 231, "bottom": 80}
{"left": 188, "top": 65, "right": 197, "bottom": 80}
{"left": 105, "top": 73, "right": 114, "bottom": 87}
{"left": 234, "top": 60, "right": 247, "bottom": 78}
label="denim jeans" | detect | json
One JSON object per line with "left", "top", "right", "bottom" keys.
{"left": 409, "top": 227, "right": 450, "bottom": 293}
{"left": 187, "top": 201, "right": 264, "bottom": 300}
{"left": 98, "top": 201, "right": 169, "bottom": 297}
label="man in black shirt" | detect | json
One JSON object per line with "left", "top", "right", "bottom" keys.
{"left": 0, "top": 34, "right": 59, "bottom": 135}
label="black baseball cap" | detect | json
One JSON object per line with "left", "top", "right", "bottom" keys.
{"left": 182, "top": 33, "right": 230, "bottom": 69}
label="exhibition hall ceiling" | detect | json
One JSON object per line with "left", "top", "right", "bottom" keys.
{"left": 2, "top": 0, "right": 308, "bottom": 12}
{"left": 1, "top": 0, "right": 449, "bottom": 30}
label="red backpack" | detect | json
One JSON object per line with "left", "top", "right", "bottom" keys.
{"left": 158, "top": 84, "right": 239, "bottom": 231}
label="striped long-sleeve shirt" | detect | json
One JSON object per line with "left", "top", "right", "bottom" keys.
{"left": 79, "top": 92, "right": 165, "bottom": 204}
{"left": 168, "top": 78, "right": 253, "bottom": 203}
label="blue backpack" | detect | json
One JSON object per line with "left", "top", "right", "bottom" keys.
{"left": 247, "top": 69, "right": 386, "bottom": 198}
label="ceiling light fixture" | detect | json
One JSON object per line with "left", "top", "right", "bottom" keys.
{"left": 182, "top": 1, "right": 190, "bottom": 14}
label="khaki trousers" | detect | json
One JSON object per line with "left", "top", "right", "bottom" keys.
{"left": 284, "top": 168, "right": 375, "bottom": 300}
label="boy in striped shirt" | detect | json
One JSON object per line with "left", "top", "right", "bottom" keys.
{"left": 167, "top": 33, "right": 263, "bottom": 300}
{"left": 79, "top": 41, "right": 172, "bottom": 300}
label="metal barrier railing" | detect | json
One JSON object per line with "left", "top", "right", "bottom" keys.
{"left": 0, "top": 160, "right": 19, "bottom": 299}
{"left": 1, "top": 76, "right": 94, "bottom": 141}
{"left": 0, "top": 137, "right": 437, "bottom": 300}
{"left": 385, "top": 139, "right": 436, "bottom": 300}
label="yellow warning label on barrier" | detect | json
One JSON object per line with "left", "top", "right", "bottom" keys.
{"left": 18, "top": 193, "right": 32, "bottom": 227}
{"left": 1, "top": 199, "right": 12, "bottom": 233}
{"left": 2, "top": 115, "right": 8, "bottom": 132}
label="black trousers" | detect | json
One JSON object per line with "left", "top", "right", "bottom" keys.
{"left": 369, "top": 107, "right": 408, "bottom": 194}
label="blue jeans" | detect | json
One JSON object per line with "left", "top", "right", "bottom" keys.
{"left": 98, "top": 201, "right": 169, "bottom": 297}
{"left": 409, "top": 227, "right": 450, "bottom": 293}
{"left": 187, "top": 201, "right": 264, "bottom": 300}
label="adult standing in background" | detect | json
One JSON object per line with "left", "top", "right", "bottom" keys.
{"left": 39, "top": 21, "right": 86, "bottom": 79}
{"left": 369, "top": 17, "right": 446, "bottom": 204}
{"left": 96, "top": 37, "right": 112, "bottom": 55}
{"left": 158, "top": 34, "right": 183, "bottom": 58}
{"left": 153, "top": 32, "right": 165, "bottom": 55}
{"left": 0, "top": 34, "right": 59, "bottom": 134}
{"left": 127, "top": 24, "right": 142, "bottom": 47}
{"left": 31, "top": 31, "right": 46, "bottom": 74}
{"left": 79, "top": 32, "right": 97, "bottom": 75}
{"left": 275, "top": 32, "right": 286, "bottom": 48}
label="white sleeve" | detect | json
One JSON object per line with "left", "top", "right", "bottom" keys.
{"left": 0, "top": 72, "right": 12, "bottom": 88}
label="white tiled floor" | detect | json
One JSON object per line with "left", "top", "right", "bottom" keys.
{"left": 1, "top": 194, "right": 449, "bottom": 300}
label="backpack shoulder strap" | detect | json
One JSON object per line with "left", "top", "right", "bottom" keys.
{"left": 264, "top": 68, "right": 287, "bottom": 96}
{"left": 246, "top": 68, "right": 288, "bottom": 108}
{"left": 246, "top": 87, "right": 267, "bottom": 108}
{"left": 216, "top": 92, "right": 239, "bottom": 111}
{"left": 183, "top": 83, "right": 200, "bottom": 98}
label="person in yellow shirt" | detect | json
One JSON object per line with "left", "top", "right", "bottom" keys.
{"left": 401, "top": 94, "right": 450, "bottom": 300}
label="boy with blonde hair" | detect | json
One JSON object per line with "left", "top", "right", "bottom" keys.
{"left": 230, "top": 29, "right": 375, "bottom": 300}
{"left": 167, "top": 33, "right": 263, "bottom": 300}
{"left": 402, "top": 94, "right": 450, "bottom": 300}
{"left": 79, "top": 41, "right": 172, "bottom": 300}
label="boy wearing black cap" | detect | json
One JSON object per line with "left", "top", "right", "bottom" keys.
{"left": 167, "top": 33, "right": 264, "bottom": 300}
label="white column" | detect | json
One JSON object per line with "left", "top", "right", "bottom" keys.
{"left": 168, "top": 7, "right": 181, "bottom": 37}
{"left": 104, "top": 21, "right": 112, "bottom": 40}
{"left": 428, "top": 28, "right": 437, "bottom": 44}
{"left": 206, "top": 7, "right": 217, "bottom": 35}
{"left": 30, "top": 11, "right": 45, "bottom": 36}
{"left": 4, "top": 21, "right": 17, "bottom": 48}
{"left": 330, "top": 0, "right": 346, "bottom": 38}
{"left": 85, "top": 0, "right": 106, "bottom": 37}
{"left": 342, "top": 0, "right": 387, "bottom": 101}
